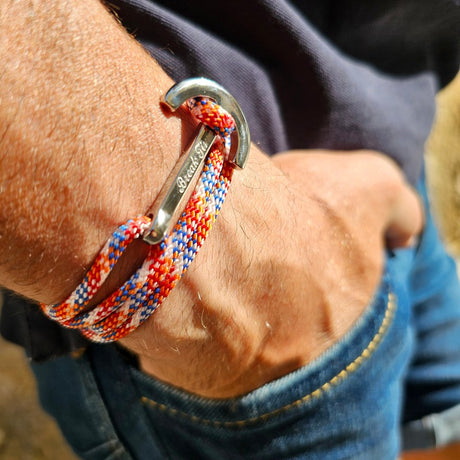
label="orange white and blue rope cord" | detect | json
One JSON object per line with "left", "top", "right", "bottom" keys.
{"left": 41, "top": 97, "right": 235, "bottom": 343}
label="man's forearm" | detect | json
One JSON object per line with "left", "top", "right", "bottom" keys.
{"left": 0, "top": 0, "right": 182, "bottom": 302}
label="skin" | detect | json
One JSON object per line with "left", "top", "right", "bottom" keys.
{"left": 2, "top": 0, "right": 453, "bottom": 456}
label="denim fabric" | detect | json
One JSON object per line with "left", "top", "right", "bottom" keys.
{"left": 31, "top": 178, "right": 460, "bottom": 459}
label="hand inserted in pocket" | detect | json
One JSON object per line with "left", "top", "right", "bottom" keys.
{"left": 122, "top": 148, "right": 423, "bottom": 398}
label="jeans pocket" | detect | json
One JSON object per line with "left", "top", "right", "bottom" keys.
{"left": 131, "top": 260, "right": 411, "bottom": 459}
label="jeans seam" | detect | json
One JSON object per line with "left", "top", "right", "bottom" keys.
{"left": 141, "top": 292, "right": 397, "bottom": 429}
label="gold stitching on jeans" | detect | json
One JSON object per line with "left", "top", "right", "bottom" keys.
{"left": 141, "top": 292, "right": 397, "bottom": 428}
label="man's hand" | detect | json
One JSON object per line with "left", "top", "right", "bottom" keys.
{"left": 122, "top": 148, "right": 423, "bottom": 398}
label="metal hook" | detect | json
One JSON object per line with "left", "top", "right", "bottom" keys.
{"left": 143, "top": 77, "right": 250, "bottom": 245}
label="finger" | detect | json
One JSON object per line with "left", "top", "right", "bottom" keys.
{"left": 385, "top": 185, "right": 424, "bottom": 249}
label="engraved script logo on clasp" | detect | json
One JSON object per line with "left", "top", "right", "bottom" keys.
{"left": 176, "top": 140, "right": 209, "bottom": 193}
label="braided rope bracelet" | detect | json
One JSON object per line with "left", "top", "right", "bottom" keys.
{"left": 41, "top": 78, "right": 249, "bottom": 343}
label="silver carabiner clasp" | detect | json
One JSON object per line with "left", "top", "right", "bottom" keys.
{"left": 143, "top": 77, "right": 250, "bottom": 245}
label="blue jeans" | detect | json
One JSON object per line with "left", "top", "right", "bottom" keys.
{"left": 31, "top": 179, "right": 460, "bottom": 459}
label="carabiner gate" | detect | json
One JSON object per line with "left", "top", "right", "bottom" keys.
{"left": 143, "top": 77, "right": 250, "bottom": 245}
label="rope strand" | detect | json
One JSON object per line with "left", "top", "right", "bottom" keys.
{"left": 41, "top": 96, "right": 236, "bottom": 342}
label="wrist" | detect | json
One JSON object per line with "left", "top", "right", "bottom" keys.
{"left": 121, "top": 147, "right": 310, "bottom": 397}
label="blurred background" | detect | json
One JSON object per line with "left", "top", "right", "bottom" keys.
{"left": 427, "top": 72, "right": 460, "bottom": 259}
{"left": 0, "top": 294, "right": 78, "bottom": 460}
{"left": 0, "top": 71, "right": 458, "bottom": 459}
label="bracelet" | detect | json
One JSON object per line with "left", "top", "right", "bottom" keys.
{"left": 41, "top": 78, "right": 250, "bottom": 343}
